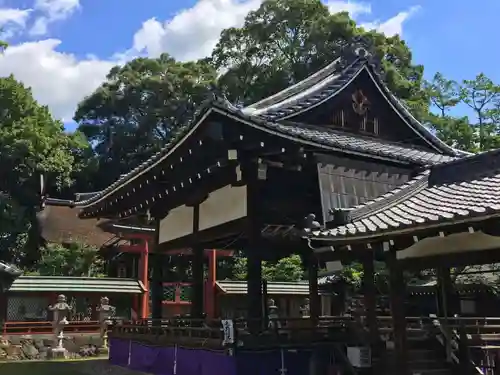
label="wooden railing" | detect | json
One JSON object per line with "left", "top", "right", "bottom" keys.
{"left": 111, "top": 316, "right": 356, "bottom": 349}
{"left": 2, "top": 320, "right": 102, "bottom": 335}
{"left": 430, "top": 316, "right": 500, "bottom": 375}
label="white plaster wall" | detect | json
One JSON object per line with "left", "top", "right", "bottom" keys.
{"left": 199, "top": 184, "right": 247, "bottom": 231}
{"left": 159, "top": 205, "right": 194, "bottom": 243}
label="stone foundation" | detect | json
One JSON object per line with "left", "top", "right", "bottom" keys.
{"left": 0, "top": 334, "right": 106, "bottom": 361}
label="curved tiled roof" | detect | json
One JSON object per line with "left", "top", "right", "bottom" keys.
{"left": 243, "top": 57, "right": 460, "bottom": 158}
{"left": 308, "top": 149, "right": 500, "bottom": 241}
{"left": 74, "top": 99, "right": 459, "bottom": 213}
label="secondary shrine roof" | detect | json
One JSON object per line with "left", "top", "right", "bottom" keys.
{"left": 307, "top": 148, "right": 500, "bottom": 241}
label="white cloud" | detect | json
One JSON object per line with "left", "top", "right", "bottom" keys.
{"left": 0, "top": 39, "right": 115, "bottom": 121}
{"left": 130, "top": 0, "right": 263, "bottom": 61}
{"left": 29, "top": 0, "right": 80, "bottom": 36}
{"left": 0, "top": 8, "right": 32, "bottom": 39}
{"left": 360, "top": 5, "right": 421, "bottom": 37}
{"left": 326, "top": 0, "right": 371, "bottom": 18}
{"left": 0, "top": 0, "right": 421, "bottom": 124}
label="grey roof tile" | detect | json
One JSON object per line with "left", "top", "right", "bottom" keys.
{"left": 310, "top": 149, "right": 500, "bottom": 240}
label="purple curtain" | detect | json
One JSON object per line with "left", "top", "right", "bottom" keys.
{"left": 176, "top": 347, "right": 202, "bottom": 375}
{"left": 199, "top": 350, "right": 236, "bottom": 375}
{"left": 285, "top": 349, "right": 312, "bottom": 375}
{"left": 109, "top": 338, "right": 130, "bottom": 367}
{"left": 129, "top": 342, "right": 176, "bottom": 375}
{"left": 236, "top": 350, "right": 282, "bottom": 375}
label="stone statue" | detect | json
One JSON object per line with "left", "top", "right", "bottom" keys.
{"left": 47, "top": 294, "right": 72, "bottom": 358}
{"left": 96, "top": 296, "right": 115, "bottom": 351}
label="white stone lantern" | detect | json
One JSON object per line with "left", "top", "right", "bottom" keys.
{"left": 47, "top": 294, "right": 72, "bottom": 358}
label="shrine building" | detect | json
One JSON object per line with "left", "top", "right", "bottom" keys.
{"left": 41, "top": 38, "right": 500, "bottom": 375}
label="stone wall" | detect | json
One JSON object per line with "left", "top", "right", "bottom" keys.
{"left": 0, "top": 333, "right": 105, "bottom": 360}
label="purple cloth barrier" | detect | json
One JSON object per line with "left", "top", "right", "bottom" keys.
{"left": 109, "top": 338, "right": 130, "bottom": 367}
{"left": 129, "top": 342, "right": 176, "bottom": 375}
{"left": 236, "top": 350, "right": 282, "bottom": 375}
{"left": 199, "top": 350, "right": 236, "bottom": 375}
{"left": 176, "top": 347, "right": 202, "bottom": 375}
{"left": 284, "top": 349, "right": 312, "bottom": 375}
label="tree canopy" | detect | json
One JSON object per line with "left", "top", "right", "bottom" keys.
{"left": 3, "top": 0, "right": 500, "bottom": 281}
{"left": 0, "top": 73, "right": 86, "bottom": 266}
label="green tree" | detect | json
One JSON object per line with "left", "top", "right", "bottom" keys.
{"left": 28, "top": 242, "right": 105, "bottom": 277}
{"left": 459, "top": 74, "right": 500, "bottom": 150}
{"left": 0, "top": 74, "right": 86, "bottom": 265}
{"left": 424, "top": 72, "right": 500, "bottom": 153}
{"left": 233, "top": 254, "right": 305, "bottom": 282}
{"left": 211, "top": 0, "right": 427, "bottom": 112}
{"left": 74, "top": 54, "right": 217, "bottom": 189}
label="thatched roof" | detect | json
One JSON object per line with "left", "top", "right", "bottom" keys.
{"left": 37, "top": 203, "right": 114, "bottom": 248}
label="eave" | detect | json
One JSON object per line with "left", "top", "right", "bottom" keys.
{"left": 74, "top": 99, "right": 459, "bottom": 219}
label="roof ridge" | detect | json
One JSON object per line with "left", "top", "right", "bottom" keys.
{"left": 244, "top": 57, "right": 343, "bottom": 111}
{"left": 246, "top": 58, "right": 364, "bottom": 117}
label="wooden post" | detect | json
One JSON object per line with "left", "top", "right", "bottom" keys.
{"left": 362, "top": 252, "right": 379, "bottom": 348}
{"left": 191, "top": 203, "right": 204, "bottom": 319}
{"left": 244, "top": 160, "right": 265, "bottom": 334}
{"left": 139, "top": 240, "right": 149, "bottom": 319}
{"left": 308, "top": 253, "right": 320, "bottom": 323}
{"left": 437, "top": 266, "right": 453, "bottom": 362}
{"left": 205, "top": 250, "right": 217, "bottom": 318}
{"left": 387, "top": 250, "right": 408, "bottom": 375}
{"left": 151, "top": 219, "right": 163, "bottom": 325}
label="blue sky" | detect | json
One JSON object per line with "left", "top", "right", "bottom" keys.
{"left": 0, "top": 0, "right": 497, "bottom": 130}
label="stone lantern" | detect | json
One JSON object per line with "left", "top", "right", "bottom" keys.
{"left": 267, "top": 298, "right": 282, "bottom": 330}
{"left": 300, "top": 298, "right": 310, "bottom": 318}
{"left": 96, "top": 296, "right": 115, "bottom": 351}
{"left": 48, "top": 294, "right": 72, "bottom": 358}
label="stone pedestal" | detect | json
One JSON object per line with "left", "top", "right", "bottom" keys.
{"left": 48, "top": 347, "right": 68, "bottom": 359}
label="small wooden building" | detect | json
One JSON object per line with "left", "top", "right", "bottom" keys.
{"left": 1, "top": 276, "right": 146, "bottom": 322}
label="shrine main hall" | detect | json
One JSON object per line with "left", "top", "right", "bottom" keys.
{"left": 42, "top": 40, "right": 500, "bottom": 375}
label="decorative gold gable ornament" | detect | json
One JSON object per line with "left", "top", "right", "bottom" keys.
{"left": 352, "top": 90, "right": 370, "bottom": 116}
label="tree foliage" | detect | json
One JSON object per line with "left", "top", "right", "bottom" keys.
{"left": 211, "top": 0, "right": 426, "bottom": 112}
{"left": 424, "top": 72, "right": 500, "bottom": 152}
{"left": 26, "top": 242, "right": 105, "bottom": 277}
{"left": 232, "top": 255, "right": 305, "bottom": 282}
{"left": 74, "top": 54, "right": 217, "bottom": 190}
{"left": 0, "top": 73, "right": 86, "bottom": 266}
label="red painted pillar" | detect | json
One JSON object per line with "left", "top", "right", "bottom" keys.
{"left": 205, "top": 250, "right": 217, "bottom": 318}
{"left": 139, "top": 240, "right": 149, "bottom": 319}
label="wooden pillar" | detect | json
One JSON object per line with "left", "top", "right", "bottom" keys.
{"left": 386, "top": 250, "right": 408, "bottom": 375}
{"left": 139, "top": 240, "right": 149, "bottom": 319}
{"left": 362, "top": 252, "right": 379, "bottom": 346}
{"left": 205, "top": 250, "right": 217, "bottom": 319}
{"left": 191, "top": 203, "right": 204, "bottom": 319}
{"left": 244, "top": 160, "right": 265, "bottom": 334}
{"left": 151, "top": 219, "right": 163, "bottom": 325}
{"left": 437, "top": 266, "right": 454, "bottom": 362}
{"left": 308, "top": 253, "right": 320, "bottom": 322}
